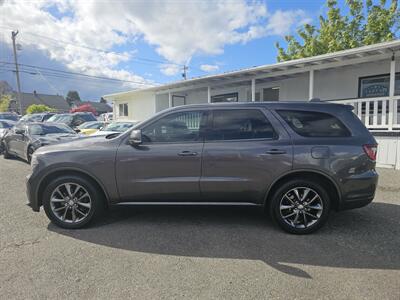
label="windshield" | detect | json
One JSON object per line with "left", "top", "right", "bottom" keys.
{"left": 47, "top": 114, "right": 73, "bottom": 123}
{"left": 20, "top": 114, "right": 43, "bottom": 122}
{"left": 78, "top": 122, "right": 104, "bottom": 129}
{"left": 102, "top": 122, "right": 136, "bottom": 132}
{"left": 29, "top": 124, "right": 76, "bottom": 135}
{"left": 79, "top": 114, "right": 97, "bottom": 122}
{"left": 0, "top": 120, "right": 15, "bottom": 128}
{"left": 0, "top": 114, "right": 19, "bottom": 121}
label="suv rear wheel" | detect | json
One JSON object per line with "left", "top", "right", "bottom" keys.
{"left": 269, "top": 179, "right": 331, "bottom": 234}
{"left": 43, "top": 175, "right": 104, "bottom": 229}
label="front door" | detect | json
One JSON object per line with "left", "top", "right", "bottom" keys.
{"left": 7, "top": 125, "right": 26, "bottom": 156}
{"left": 200, "top": 108, "right": 293, "bottom": 204}
{"left": 115, "top": 110, "right": 208, "bottom": 202}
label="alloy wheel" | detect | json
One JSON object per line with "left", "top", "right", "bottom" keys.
{"left": 279, "top": 187, "right": 323, "bottom": 229}
{"left": 50, "top": 183, "right": 92, "bottom": 224}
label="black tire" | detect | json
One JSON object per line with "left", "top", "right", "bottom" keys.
{"left": 3, "top": 142, "right": 12, "bottom": 159}
{"left": 268, "top": 179, "right": 331, "bottom": 234}
{"left": 27, "top": 146, "right": 35, "bottom": 163}
{"left": 43, "top": 175, "right": 104, "bottom": 229}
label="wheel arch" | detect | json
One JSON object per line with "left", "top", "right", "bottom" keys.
{"left": 264, "top": 169, "right": 342, "bottom": 211}
{"left": 37, "top": 168, "right": 110, "bottom": 209}
{"left": 26, "top": 144, "right": 35, "bottom": 161}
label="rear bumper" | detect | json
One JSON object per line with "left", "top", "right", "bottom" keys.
{"left": 337, "top": 170, "right": 378, "bottom": 211}
{"left": 338, "top": 195, "right": 374, "bottom": 210}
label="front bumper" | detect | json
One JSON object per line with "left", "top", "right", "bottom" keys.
{"left": 26, "top": 172, "right": 40, "bottom": 212}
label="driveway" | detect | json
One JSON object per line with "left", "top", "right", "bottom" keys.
{"left": 0, "top": 156, "right": 399, "bottom": 299}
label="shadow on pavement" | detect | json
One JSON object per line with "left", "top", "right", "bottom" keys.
{"left": 49, "top": 202, "right": 400, "bottom": 279}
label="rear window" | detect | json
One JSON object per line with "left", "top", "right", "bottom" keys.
{"left": 277, "top": 110, "right": 351, "bottom": 137}
{"left": 80, "top": 114, "right": 96, "bottom": 122}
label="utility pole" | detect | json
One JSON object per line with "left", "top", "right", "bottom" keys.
{"left": 11, "top": 30, "right": 22, "bottom": 114}
{"left": 182, "top": 65, "right": 188, "bottom": 80}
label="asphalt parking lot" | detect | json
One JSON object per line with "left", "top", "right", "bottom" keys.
{"left": 0, "top": 156, "right": 399, "bottom": 299}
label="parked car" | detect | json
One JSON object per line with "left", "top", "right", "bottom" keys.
{"left": 90, "top": 120, "right": 138, "bottom": 136}
{"left": 99, "top": 112, "right": 113, "bottom": 122}
{"left": 26, "top": 102, "right": 378, "bottom": 234}
{"left": 3, "top": 122, "right": 79, "bottom": 163}
{"left": 46, "top": 112, "right": 97, "bottom": 129}
{"left": 0, "top": 112, "right": 19, "bottom": 122}
{"left": 76, "top": 121, "right": 107, "bottom": 136}
{"left": 19, "top": 112, "right": 56, "bottom": 123}
{"left": 0, "top": 119, "right": 16, "bottom": 153}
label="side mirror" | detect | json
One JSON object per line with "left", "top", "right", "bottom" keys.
{"left": 74, "top": 128, "right": 81, "bottom": 133}
{"left": 128, "top": 129, "right": 142, "bottom": 145}
{"left": 15, "top": 128, "right": 24, "bottom": 135}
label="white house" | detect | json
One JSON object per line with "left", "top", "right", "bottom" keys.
{"left": 104, "top": 40, "right": 400, "bottom": 169}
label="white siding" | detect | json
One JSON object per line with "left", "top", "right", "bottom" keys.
{"left": 314, "top": 59, "right": 400, "bottom": 100}
{"left": 375, "top": 136, "right": 400, "bottom": 169}
{"left": 155, "top": 94, "right": 169, "bottom": 112}
{"left": 110, "top": 92, "right": 155, "bottom": 121}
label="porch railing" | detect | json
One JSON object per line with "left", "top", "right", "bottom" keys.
{"left": 332, "top": 96, "right": 400, "bottom": 131}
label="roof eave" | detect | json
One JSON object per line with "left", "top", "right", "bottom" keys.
{"left": 104, "top": 39, "right": 400, "bottom": 98}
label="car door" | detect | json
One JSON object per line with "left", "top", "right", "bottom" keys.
{"left": 115, "top": 109, "right": 208, "bottom": 202}
{"left": 7, "top": 124, "right": 26, "bottom": 156}
{"left": 200, "top": 107, "right": 293, "bottom": 204}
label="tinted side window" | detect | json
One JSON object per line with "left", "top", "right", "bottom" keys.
{"left": 277, "top": 110, "right": 350, "bottom": 137}
{"left": 207, "top": 109, "right": 275, "bottom": 141}
{"left": 81, "top": 114, "right": 96, "bottom": 122}
{"left": 42, "top": 114, "right": 54, "bottom": 121}
{"left": 142, "top": 111, "right": 207, "bottom": 143}
{"left": 72, "top": 116, "right": 84, "bottom": 127}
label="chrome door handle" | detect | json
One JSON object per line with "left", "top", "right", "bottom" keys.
{"left": 265, "top": 149, "right": 286, "bottom": 155}
{"left": 178, "top": 151, "right": 198, "bottom": 156}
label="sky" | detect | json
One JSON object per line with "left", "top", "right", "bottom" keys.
{"left": 0, "top": 0, "right": 350, "bottom": 100}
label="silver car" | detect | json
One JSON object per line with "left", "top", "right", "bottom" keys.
{"left": 26, "top": 102, "right": 378, "bottom": 234}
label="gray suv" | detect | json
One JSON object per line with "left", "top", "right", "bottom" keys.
{"left": 26, "top": 102, "right": 378, "bottom": 234}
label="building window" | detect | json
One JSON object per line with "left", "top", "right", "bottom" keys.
{"left": 211, "top": 92, "right": 238, "bottom": 103}
{"left": 119, "top": 103, "right": 128, "bottom": 117}
{"left": 172, "top": 95, "right": 185, "bottom": 107}
{"left": 359, "top": 73, "right": 400, "bottom": 98}
{"left": 263, "top": 87, "right": 279, "bottom": 101}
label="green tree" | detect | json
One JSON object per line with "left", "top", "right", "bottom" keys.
{"left": 26, "top": 104, "right": 56, "bottom": 114}
{"left": 276, "top": 0, "right": 399, "bottom": 61}
{"left": 66, "top": 90, "right": 81, "bottom": 106}
{"left": 0, "top": 94, "right": 11, "bottom": 112}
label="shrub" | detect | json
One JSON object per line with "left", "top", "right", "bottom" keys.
{"left": 26, "top": 104, "right": 56, "bottom": 114}
{"left": 0, "top": 95, "right": 11, "bottom": 112}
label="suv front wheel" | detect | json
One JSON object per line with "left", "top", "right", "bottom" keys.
{"left": 43, "top": 175, "right": 104, "bottom": 229}
{"left": 269, "top": 179, "right": 331, "bottom": 234}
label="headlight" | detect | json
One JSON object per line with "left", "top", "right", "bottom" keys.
{"left": 32, "top": 140, "right": 49, "bottom": 148}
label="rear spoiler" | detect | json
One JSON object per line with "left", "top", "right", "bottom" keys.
{"left": 309, "top": 98, "right": 354, "bottom": 111}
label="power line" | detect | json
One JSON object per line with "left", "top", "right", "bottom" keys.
{"left": 0, "top": 68, "right": 142, "bottom": 90}
{"left": 0, "top": 61, "right": 157, "bottom": 85}
{"left": 0, "top": 25, "right": 183, "bottom": 67}
{"left": 1, "top": 26, "right": 208, "bottom": 77}
{"left": 21, "top": 31, "right": 184, "bottom": 67}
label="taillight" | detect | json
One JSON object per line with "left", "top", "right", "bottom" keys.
{"left": 363, "top": 144, "right": 377, "bottom": 161}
